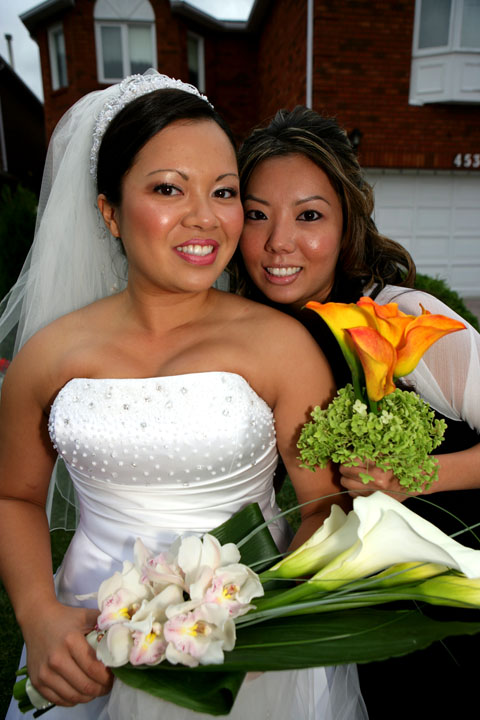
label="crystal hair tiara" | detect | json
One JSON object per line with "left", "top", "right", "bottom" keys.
{"left": 90, "top": 72, "right": 212, "bottom": 178}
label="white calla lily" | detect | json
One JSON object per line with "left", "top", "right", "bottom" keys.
{"left": 264, "top": 504, "right": 350, "bottom": 578}
{"left": 410, "top": 573, "right": 480, "bottom": 607}
{"left": 310, "top": 493, "right": 480, "bottom": 591}
{"left": 372, "top": 561, "right": 449, "bottom": 588}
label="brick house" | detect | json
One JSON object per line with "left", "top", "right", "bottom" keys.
{"left": 0, "top": 55, "right": 46, "bottom": 193}
{"left": 22, "top": 0, "right": 480, "bottom": 295}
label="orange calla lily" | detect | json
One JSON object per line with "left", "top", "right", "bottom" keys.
{"left": 307, "top": 297, "right": 466, "bottom": 405}
{"left": 346, "top": 327, "right": 396, "bottom": 401}
{"left": 306, "top": 301, "right": 375, "bottom": 395}
{"left": 395, "top": 312, "right": 466, "bottom": 377}
{"left": 357, "top": 296, "right": 414, "bottom": 348}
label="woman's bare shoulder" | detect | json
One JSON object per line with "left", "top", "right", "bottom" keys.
{"left": 5, "top": 296, "right": 119, "bottom": 408}
{"left": 222, "top": 293, "right": 321, "bottom": 347}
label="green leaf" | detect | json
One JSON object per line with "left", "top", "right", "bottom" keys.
{"left": 113, "top": 608, "right": 480, "bottom": 715}
{"left": 221, "top": 608, "right": 480, "bottom": 668}
{"left": 208, "top": 502, "right": 279, "bottom": 571}
{"left": 113, "top": 665, "right": 245, "bottom": 716}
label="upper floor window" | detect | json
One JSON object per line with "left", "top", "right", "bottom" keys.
{"left": 415, "top": 0, "right": 480, "bottom": 52}
{"left": 410, "top": 0, "right": 480, "bottom": 104}
{"left": 187, "top": 32, "right": 205, "bottom": 92}
{"left": 48, "top": 24, "right": 68, "bottom": 90}
{"left": 94, "top": 0, "right": 157, "bottom": 83}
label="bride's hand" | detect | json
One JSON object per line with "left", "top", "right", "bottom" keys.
{"left": 22, "top": 601, "right": 112, "bottom": 706}
{"left": 339, "top": 462, "right": 409, "bottom": 501}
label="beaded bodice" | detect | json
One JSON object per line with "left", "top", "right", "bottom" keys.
{"left": 49, "top": 372, "right": 276, "bottom": 488}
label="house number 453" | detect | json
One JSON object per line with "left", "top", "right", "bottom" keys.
{"left": 453, "top": 153, "right": 480, "bottom": 168}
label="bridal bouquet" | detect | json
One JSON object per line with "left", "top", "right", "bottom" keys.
{"left": 298, "top": 296, "right": 465, "bottom": 492}
{"left": 15, "top": 495, "right": 480, "bottom": 716}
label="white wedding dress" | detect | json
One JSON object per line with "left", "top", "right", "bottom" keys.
{"left": 7, "top": 371, "right": 366, "bottom": 720}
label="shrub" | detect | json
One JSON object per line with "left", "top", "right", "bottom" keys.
{"left": 0, "top": 184, "right": 36, "bottom": 301}
{"left": 414, "top": 273, "right": 479, "bottom": 332}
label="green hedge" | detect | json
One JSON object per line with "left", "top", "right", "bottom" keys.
{"left": 414, "top": 273, "right": 479, "bottom": 331}
{"left": 0, "top": 184, "right": 36, "bottom": 301}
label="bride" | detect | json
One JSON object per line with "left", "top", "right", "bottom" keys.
{"left": 0, "top": 72, "right": 365, "bottom": 719}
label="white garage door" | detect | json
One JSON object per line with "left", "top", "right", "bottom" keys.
{"left": 365, "top": 170, "right": 480, "bottom": 297}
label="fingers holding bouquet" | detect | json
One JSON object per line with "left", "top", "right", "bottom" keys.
{"left": 339, "top": 460, "right": 412, "bottom": 501}
{"left": 23, "top": 603, "right": 112, "bottom": 707}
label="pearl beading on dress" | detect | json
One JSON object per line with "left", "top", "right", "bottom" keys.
{"left": 48, "top": 373, "right": 276, "bottom": 488}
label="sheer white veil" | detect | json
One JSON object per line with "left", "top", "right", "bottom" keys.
{"left": 0, "top": 70, "right": 216, "bottom": 528}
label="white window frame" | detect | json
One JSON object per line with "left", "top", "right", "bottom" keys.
{"left": 410, "top": 0, "right": 480, "bottom": 104}
{"left": 48, "top": 23, "right": 68, "bottom": 90}
{"left": 413, "top": 0, "right": 480, "bottom": 54}
{"left": 95, "top": 21, "right": 157, "bottom": 83}
{"left": 187, "top": 31, "right": 205, "bottom": 93}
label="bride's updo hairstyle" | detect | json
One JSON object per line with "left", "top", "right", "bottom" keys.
{"left": 234, "top": 106, "right": 415, "bottom": 302}
{"left": 97, "top": 88, "right": 236, "bottom": 207}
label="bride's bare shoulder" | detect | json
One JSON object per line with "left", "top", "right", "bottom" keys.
{"left": 5, "top": 295, "right": 120, "bottom": 405}
{"left": 219, "top": 292, "right": 317, "bottom": 343}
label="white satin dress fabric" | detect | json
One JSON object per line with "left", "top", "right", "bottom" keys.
{"left": 7, "top": 372, "right": 367, "bottom": 720}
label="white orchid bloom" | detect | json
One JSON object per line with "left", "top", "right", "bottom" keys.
{"left": 135, "top": 538, "right": 185, "bottom": 591}
{"left": 96, "top": 560, "right": 153, "bottom": 630}
{"left": 129, "top": 625, "right": 167, "bottom": 666}
{"left": 90, "top": 624, "right": 133, "bottom": 667}
{"left": 97, "top": 560, "right": 151, "bottom": 609}
{"left": 129, "top": 584, "right": 185, "bottom": 631}
{"left": 164, "top": 606, "right": 236, "bottom": 667}
{"left": 177, "top": 534, "right": 241, "bottom": 601}
{"left": 310, "top": 493, "right": 480, "bottom": 591}
{"left": 202, "top": 564, "right": 264, "bottom": 618}
{"left": 166, "top": 563, "right": 264, "bottom": 622}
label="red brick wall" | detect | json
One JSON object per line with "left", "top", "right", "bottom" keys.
{"left": 204, "top": 32, "right": 259, "bottom": 142}
{"left": 311, "top": 0, "right": 480, "bottom": 169}
{"left": 255, "top": 0, "right": 308, "bottom": 125}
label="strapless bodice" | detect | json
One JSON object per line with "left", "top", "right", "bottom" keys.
{"left": 49, "top": 372, "right": 276, "bottom": 490}
{"left": 49, "top": 372, "right": 283, "bottom": 605}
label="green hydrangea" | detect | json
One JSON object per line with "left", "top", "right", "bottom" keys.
{"left": 297, "top": 385, "right": 446, "bottom": 493}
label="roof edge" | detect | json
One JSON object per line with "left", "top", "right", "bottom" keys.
{"left": 170, "top": 0, "right": 270, "bottom": 32}
{"left": 21, "top": 0, "right": 75, "bottom": 35}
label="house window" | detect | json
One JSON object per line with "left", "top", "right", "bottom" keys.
{"left": 187, "top": 32, "right": 205, "bottom": 92}
{"left": 48, "top": 24, "right": 68, "bottom": 90}
{"left": 417, "top": 0, "right": 451, "bottom": 49}
{"left": 94, "top": 0, "right": 156, "bottom": 83}
{"left": 410, "top": 0, "right": 480, "bottom": 104}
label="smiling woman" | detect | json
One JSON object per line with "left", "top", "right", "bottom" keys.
{"left": 0, "top": 74, "right": 366, "bottom": 720}
{"left": 241, "top": 153, "right": 343, "bottom": 308}
{"left": 97, "top": 119, "right": 243, "bottom": 294}
{"left": 233, "top": 104, "right": 480, "bottom": 719}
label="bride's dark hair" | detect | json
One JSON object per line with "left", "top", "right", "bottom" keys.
{"left": 97, "top": 88, "right": 235, "bottom": 206}
{"left": 232, "top": 106, "right": 415, "bottom": 302}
